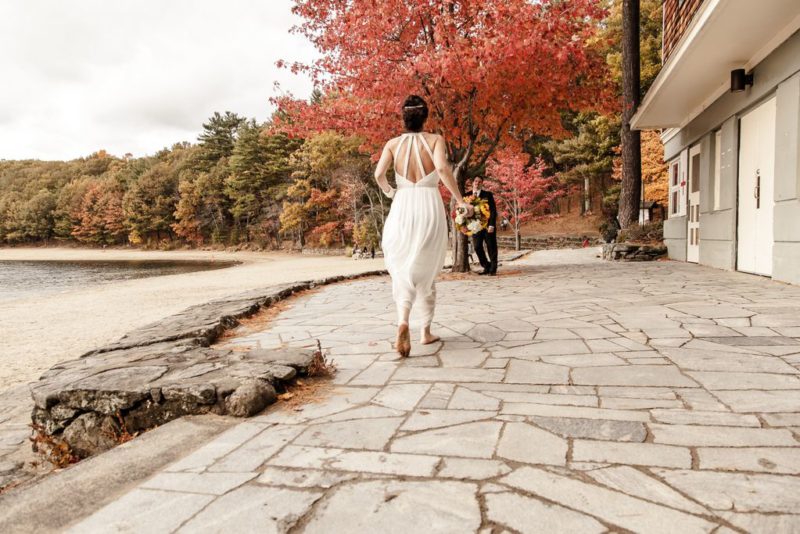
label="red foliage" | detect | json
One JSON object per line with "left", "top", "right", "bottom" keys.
{"left": 486, "top": 148, "right": 563, "bottom": 233}
{"left": 274, "top": 0, "right": 611, "bottom": 177}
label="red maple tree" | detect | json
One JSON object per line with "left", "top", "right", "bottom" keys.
{"left": 487, "top": 148, "right": 563, "bottom": 250}
{"left": 274, "top": 0, "right": 610, "bottom": 268}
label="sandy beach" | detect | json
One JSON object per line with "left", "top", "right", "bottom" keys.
{"left": 0, "top": 248, "right": 385, "bottom": 394}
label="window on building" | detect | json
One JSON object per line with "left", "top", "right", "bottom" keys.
{"left": 713, "top": 129, "right": 722, "bottom": 211}
{"left": 668, "top": 158, "right": 684, "bottom": 217}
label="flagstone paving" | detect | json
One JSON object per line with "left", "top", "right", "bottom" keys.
{"left": 69, "top": 249, "right": 800, "bottom": 533}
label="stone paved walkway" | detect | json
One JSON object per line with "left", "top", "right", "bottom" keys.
{"left": 68, "top": 249, "right": 800, "bottom": 533}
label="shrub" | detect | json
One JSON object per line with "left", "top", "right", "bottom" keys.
{"left": 617, "top": 221, "right": 663, "bottom": 244}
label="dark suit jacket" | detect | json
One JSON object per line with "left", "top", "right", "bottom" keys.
{"left": 476, "top": 190, "right": 497, "bottom": 228}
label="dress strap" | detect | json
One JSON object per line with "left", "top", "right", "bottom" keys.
{"left": 411, "top": 135, "right": 427, "bottom": 182}
{"left": 417, "top": 134, "right": 435, "bottom": 159}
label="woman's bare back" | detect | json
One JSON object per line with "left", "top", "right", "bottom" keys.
{"left": 390, "top": 132, "right": 440, "bottom": 183}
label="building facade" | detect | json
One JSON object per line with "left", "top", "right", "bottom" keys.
{"left": 632, "top": 0, "right": 800, "bottom": 285}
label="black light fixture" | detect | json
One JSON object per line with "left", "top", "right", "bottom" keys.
{"left": 730, "top": 69, "right": 754, "bottom": 93}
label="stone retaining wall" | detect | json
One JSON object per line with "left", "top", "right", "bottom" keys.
{"left": 30, "top": 271, "right": 386, "bottom": 459}
{"left": 301, "top": 247, "right": 348, "bottom": 256}
{"left": 602, "top": 243, "right": 667, "bottom": 262}
{"left": 495, "top": 235, "right": 599, "bottom": 250}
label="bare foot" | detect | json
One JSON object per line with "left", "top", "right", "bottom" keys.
{"left": 420, "top": 328, "right": 441, "bottom": 345}
{"left": 396, "top": 323, "right": 411, "bottom": 358}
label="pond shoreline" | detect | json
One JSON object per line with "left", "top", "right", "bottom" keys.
{"left": 0, "top": 247, "right": 384, "bottom": 393}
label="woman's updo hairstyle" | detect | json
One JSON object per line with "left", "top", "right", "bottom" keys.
{"left": 402, "top": 95, "right": 428, "bottom": 132}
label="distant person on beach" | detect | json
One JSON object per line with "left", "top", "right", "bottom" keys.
{"left": 374, "top": 94, "right": 472, "bottom": 358}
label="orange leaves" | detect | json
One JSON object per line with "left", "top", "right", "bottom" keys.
{"left": 276, "top": 0, "right": 612, "bottom": 164}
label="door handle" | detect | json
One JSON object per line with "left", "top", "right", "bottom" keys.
{"left": 754, "top": 169, "right": 760, "bottom": 209}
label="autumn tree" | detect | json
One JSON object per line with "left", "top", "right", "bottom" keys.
{"left": 612, "top": 129, "right": 667, "bottom": 208}
{"left": 71, "top": 179, "right": 126, "bottom": 245}
{"left": 275, "top": 0, "right": 610, "bottom": 270}
{"left": 281, "top": 132, "right": 377, "bottom": 247}
{"left": 537, "top": 0, "right": 664, "bottom": 224}
{"left": 487, "top": 149, "right": 563, "bottom": 250}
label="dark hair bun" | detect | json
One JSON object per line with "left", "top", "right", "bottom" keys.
{"left": 402, "top": 95, "right": 428, "bottom": 132}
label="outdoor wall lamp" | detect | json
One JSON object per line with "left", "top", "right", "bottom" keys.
{"left": 730, "top": 69, "right": 754, "bottom": 92}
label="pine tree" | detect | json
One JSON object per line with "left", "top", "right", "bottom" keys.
{"left": 225, "top": 121, "right": 300, "bottom": 239}
{"left": 196, "top": 111, "right": 246, "bottom": 167}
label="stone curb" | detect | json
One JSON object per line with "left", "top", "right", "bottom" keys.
{"left": 601, "top": 243, "right": 667, "bottom": 262}
{"left": 28, "top": 269, "right": 388, "bottom": 460}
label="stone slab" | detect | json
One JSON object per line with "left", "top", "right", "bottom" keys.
{"left": 496, "top": 423, "right": 567, "bottom": 466}
{"left": 391, "top": 421, "right": 502, "bottom": 458}
{"left": 486, "top": 491, "right": 604, "bottom": 534}
{"left": 650, "top": 424, "right": 797, "bottom": 446}
{"left": 294, "top": 417, "right": 403, "bottom": 451}
{"left": 530, "top": 416, "right": 646, "bottom": 442}
{"left": 502, "top": 403, "right": 650, "bottom": 422}
{"left": 655, "top": 469, "right": 800, "bottom": 513}
{"left": 650, "top": 409, "right": 760, "bottom": 427}
{"left": 698, "top": 447, "right": 800, "bottom": 474}
{"left": 501, "top": 467, "right": 716, "bottom": 533}
{"left": 179, "top": 485, "right": 323, "bottom": 532}
{"left": 303, "top": 480, "right": 481, "bottom": 534}
{"left": 572, "top": 440, "right": 691, "bottom": 468}
{"left": 586, "top": 466, "right": 708, "bottom": 514}
{"left": 67, "top": 489, "right": 214, "bottom": 534}
{"left": 572, "top": 365, "right": 698, "bottom": 387}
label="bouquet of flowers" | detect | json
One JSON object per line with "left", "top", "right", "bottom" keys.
{"left": 454, "top": 195, "right": 491, "bottom": 236}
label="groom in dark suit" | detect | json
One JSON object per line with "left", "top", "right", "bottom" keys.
{"left": 470, "top": 177, "right": 498, "bottom": 276}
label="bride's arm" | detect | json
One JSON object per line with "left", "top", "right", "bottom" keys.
{"left": 373, "top": 143, "right": 396, "bottom": 198}
{"left": 433, "top": 136, "right": 468, "bottom": 207}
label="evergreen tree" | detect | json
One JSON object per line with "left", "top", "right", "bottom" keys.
{"left": 196, "top": 111, "right": 246, "bottom": 167}
{"left": 225, "top": 120, "right": 300, "bottom": 239}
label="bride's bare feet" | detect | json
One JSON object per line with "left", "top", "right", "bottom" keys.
{"left": 420, "top": 327, "right": 440, "bottom": 345}
{"left": 396, "top": 323, "right": 411, "bottom": 358}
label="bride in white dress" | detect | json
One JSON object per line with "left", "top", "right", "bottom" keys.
{"left": 373, "top": 95, "right": 472, "bottom": 358}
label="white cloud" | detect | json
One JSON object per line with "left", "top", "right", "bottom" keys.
{"left": 0, "top": 0, "right": 317, "bottom": 160}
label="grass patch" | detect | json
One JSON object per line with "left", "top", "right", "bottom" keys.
{"left": 307, "top": 339, "right": 337, "bottom": 378}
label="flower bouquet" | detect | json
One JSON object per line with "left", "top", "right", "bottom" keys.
{"left": 454, "top": 195, "right": 491, "bottom": 236}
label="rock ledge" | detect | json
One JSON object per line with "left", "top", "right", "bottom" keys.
{"left": 30, "top": 271, "right": 384, "bottom": 458}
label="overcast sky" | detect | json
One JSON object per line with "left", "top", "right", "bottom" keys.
{"left": 0, "top": 0, "right": 317, "bottom": 161}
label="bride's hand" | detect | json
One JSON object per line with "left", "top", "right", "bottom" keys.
{"left": 457, "top": 202, "right": 474, "bottom": 217}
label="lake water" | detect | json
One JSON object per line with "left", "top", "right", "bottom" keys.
{"left": 0, "top": 260, "right": 237, "bottom": 302}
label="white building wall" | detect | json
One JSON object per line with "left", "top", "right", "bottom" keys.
{"left": 773, "top": 72, "right": 800, "bottom": 285}
{"left": 661, "top": 29, "right": 800, "bottom": 284}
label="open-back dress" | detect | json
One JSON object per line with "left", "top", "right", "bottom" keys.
{"left": 381, "top": 132, "right": 449, "bottom": 327}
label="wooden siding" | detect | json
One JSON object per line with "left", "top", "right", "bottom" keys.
{"left": 662, "top": 0, "right": 704, "bottom": 61}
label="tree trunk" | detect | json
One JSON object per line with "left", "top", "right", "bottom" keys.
{"left": 583, "top": 176, "right": 591, "bottom": 214}
{"left": 515, "top": 228, "right": 521, "bottom": 251}
{"left": 619, "top": 0, "right": 642, "bottom": 229}
{"left": 450, "top": 169, "right": 470, "bottom": 272}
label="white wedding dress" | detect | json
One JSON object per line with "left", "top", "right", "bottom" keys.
{"left": 381, "top": 133, "right": 449, "bottom": 327}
